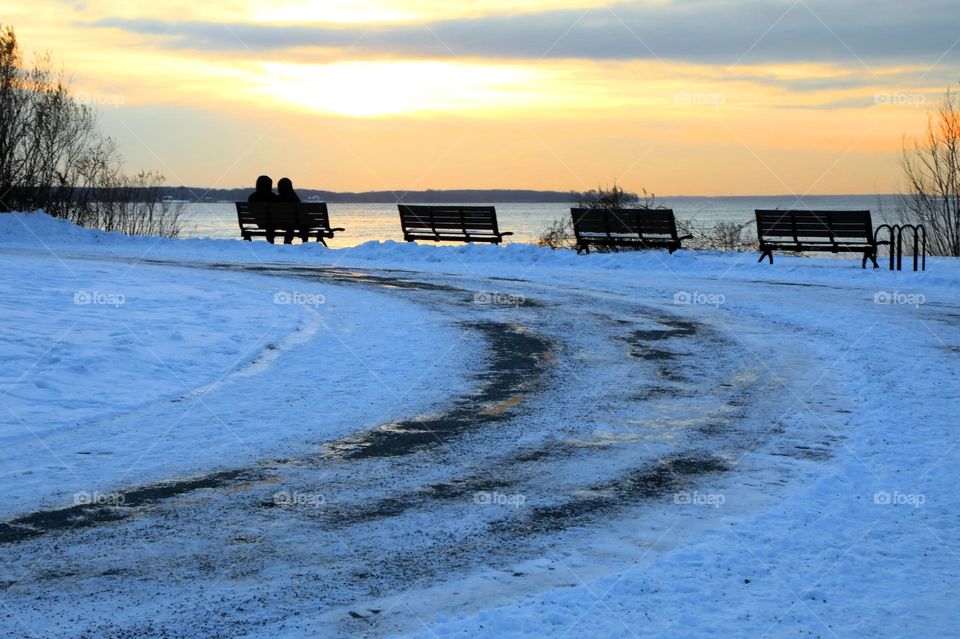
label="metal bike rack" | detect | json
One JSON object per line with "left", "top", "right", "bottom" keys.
{"left": 875, "top": 224, "right": 926, "bottom": 271}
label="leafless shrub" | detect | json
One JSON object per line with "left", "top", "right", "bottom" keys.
{"left": 536, "top": 217, "right": 577, "bottom": 250}
{"left": 536, "top": 183, "right": 653, "bottom": 251}
{"left": 92, "top": 171, "right": 184, "bottom": 237}
{"left": 577, "top": 183, "right": 649, "bottom": 209}
{"left": 537, "top": 183, "right": 757, "bottom": 252}
{"left": 677, "top": 217, "right": 757, "bottom": 252}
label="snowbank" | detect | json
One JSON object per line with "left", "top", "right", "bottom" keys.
{"left": 3, "top": 211, "right": 956, "bottom": 290}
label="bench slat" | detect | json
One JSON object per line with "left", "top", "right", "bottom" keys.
{"left": 571, "top": 207, "right": 688, "bottom": 254}
{"left": 755, "top": 209, "right": 881, "bottom": 268}
{"left": 398, "top": 205, "right": 511, "bottom": 244}
{"left": 235, "top": 202, "right": 343, "bottom": 245}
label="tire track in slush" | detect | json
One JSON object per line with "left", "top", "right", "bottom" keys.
{"left": 0, "top": 319, "right": 551, "bottom": 544}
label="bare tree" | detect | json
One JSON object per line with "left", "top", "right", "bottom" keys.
{"left": 0, "top": 26, "right": 98, "bottom": 216}
{"left": 0, "top": 26, "right": 181, "bottom": 237}
{"left": 898, "top": 86, "right": 960, "bottom": 256}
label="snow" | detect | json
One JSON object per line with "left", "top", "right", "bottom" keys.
{"left": 0, "top": 215, "right": 481, "bottom": 517}
{"left": 390, "top": 280, "right": 960, "bottom": 638}
{"left": 0, "top": 211, "right": 958, "bottom": 638}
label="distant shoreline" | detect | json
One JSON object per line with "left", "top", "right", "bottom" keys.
{"left": 158, "top": 189, "right": 899, "bottom": 205}
{"left": 160, "top": 188, "right": 585, "bottom": 204}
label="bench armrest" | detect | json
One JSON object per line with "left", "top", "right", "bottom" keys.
{"left": 678, "top": 234, "right": 694, "bottom": 241}
{"left": 330, "top": 227, "right": 346, "bottom": 232}
{"left": 499, "top": 231, "right": 514, "bottom": 236}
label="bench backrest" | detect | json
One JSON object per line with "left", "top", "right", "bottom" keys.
{"left": 571, "top": 207, "right": 679, "bottom": 239}
{"left": 236, "top": 202, "right": 331, "bottom": 230}
{"left": 398, "top": 204, "right": 502, "bottom": 236}
{"left": 755, "top": 209, "right": 875, "bottom": 243}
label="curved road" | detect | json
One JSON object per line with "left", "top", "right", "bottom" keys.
{"left": 0, "top": 262, "right": 845, "bottom": 638}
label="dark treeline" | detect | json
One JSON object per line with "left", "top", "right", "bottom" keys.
{"left": 117, "top": 187, "right": 638, "bottom": 204}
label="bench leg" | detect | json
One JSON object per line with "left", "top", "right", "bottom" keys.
{"left": 266, "top": 233, "right": 275, "bottom": 244}
{"left": 757, "top": 250, "right": 772, "bottom": 264}
{"left": 863, "top": 251, "right": 879, "bottom": 269}
{"left": 576, "top": 243, "right": 589, "bottom": 255}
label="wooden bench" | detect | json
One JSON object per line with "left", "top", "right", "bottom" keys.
{"left": 235, "top": 202, "right": 344, "bottom": 245}
{"left": 398, "top": 205, "right": 513, "bottom": 244}
{"left": 571, "top": 207, "right": 692, "bottom": 255}
{"left": 755, "top": 209, "right": 888, "bottom": 268}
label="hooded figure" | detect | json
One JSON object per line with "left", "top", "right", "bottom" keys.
{"left": 248, "top": 175, "right": 278, "bottom": 202}
{"left": 277, "top": 177, "right": 301, "bottom": 203}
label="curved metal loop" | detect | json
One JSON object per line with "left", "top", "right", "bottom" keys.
{"left": 876, "top": 223, "right": 926, "bottom": 271}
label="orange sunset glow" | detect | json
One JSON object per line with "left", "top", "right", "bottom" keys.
{"left": 5, "top": 0, "right": 957, "bottom": 194}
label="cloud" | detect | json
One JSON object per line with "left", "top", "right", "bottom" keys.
{"left": 92, "top": 0, "right": 960, "bottom": 67}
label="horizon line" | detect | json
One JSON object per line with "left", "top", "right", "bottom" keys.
{"left": 170, "top": 186, "right": 902, "bottom": 199}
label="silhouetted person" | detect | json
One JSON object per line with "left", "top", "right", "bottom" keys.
{"left": 277, "top": 177, "right": 301, "bottom": 203}
{"left": 248, "top": 175, "right": 278, "bottom": 202}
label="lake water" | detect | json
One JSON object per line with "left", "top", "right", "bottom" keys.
{"left": 180, "top": 195, "right": 901, "bottom": 247}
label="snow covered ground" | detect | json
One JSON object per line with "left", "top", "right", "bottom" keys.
{"left": 0, "top": 212, "right": 957, "bottom": 638}
{"left": 0, "top": 240, "right": 480, "bottom": 520}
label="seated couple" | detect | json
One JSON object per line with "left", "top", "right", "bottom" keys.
{"left": 248, "top": 175, "right": 300, "bottom": 203}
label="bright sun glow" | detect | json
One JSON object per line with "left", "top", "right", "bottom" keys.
{"left": 257, "top": 61, "right": 544, "bottom": 117}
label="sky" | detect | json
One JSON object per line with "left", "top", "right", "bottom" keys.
{"left": 5, "top": 0, "right": 960, "bottom": 194}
